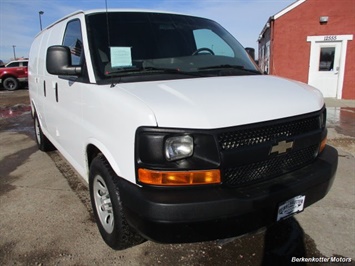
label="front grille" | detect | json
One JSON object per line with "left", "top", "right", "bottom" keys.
{"left": 217, "top": 112, "right": 323, "bottom": 187}
{"left": 218, "top": 115, "right": 320, "bottom": 150}
{"left": 223, "top": 144, "right": 319, "bottom": 186}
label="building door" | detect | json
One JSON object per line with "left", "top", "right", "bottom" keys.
{"left": 308, "top": 41, "right": 341, "bottom": 98}
{"left": 307, "top": 35, "right": 353, "bottom": 99}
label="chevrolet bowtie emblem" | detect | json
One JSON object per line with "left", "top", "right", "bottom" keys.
{"left": 270, "top": 140, "right": 294, "bottom": 154}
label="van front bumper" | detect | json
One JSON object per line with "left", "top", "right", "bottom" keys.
{"left": 118, "top": 145, "right": 338, "bottom": 243}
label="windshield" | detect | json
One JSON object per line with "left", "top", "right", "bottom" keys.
{"left": 86, "top": 12, "right": 260, "bottom": 83}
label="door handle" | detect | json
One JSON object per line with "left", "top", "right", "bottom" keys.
{"left": 55, "top": 83, "right": 58, "bottom": 102}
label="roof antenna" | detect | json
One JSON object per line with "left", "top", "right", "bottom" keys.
{"left": 105, "top": 0, "right": 111, "bottom": 47}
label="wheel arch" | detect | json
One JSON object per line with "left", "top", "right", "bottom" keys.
{"left": 0, "top": 74, "right": 17, "bottom": 82}
{"left": 31, "top": 101, "right": 44, "bottom": 127}
{"left": 30, "top": 99, "right": 37, "bottom": 118}
{"left": 87, "top": 144, "right": 102, "bottom": 170}
{"left": 86, "top": 139, "right": 122, "bottom": 180}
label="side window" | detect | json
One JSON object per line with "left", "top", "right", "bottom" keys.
{"left": 7, "top": 62, "right": 18, "bottom": 67}
{"left": 62, "top": 19, "right": 83, "bottom": 66}
{"left": 22, "top": 61, "right": 28, "bottom": 67}
{"left": 193, "top": 29, "right": 234, "bottom": 57}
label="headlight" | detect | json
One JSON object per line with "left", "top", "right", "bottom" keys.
{"left": 135, "top": 127, "right": 220, "bottom": 186}
{"left": 165, "top": 135, "right": 194, "bottom": 161}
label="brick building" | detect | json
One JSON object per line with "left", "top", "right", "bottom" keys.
{"left": 258, "top": 0, "right": 354, "bottom": 99}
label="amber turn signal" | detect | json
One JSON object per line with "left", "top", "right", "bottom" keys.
{"left": 138, "top": 169, "right": 221, "bottom": 186}
{"left": 319, "top": 136, "right": 327, "bottom": 153}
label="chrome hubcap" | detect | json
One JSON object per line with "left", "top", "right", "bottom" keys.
{"left": 93, "top": 175, "right": 114, "bottom": 234}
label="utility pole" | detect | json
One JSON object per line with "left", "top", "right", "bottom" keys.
{"left": 39, "top": 11, "right": 44, "bottom": 31}
{"left": 12, "top": 45, "right": 16, "bottom": 60}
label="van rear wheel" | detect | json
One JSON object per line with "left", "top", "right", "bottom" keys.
{"left": 34, "top": 113, "right": 55, "bottom": 151}
{"left": 89, "top": 155, "right": 145, "bottom": 250}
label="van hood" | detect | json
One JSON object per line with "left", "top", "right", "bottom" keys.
{"left": 118, "top": 75, "right": 324, "bottom": 129}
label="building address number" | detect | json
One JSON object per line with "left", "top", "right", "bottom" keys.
{"left": 324, "top": 35, "right": 337, "bottom": 41}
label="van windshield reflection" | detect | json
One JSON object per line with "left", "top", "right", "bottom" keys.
{"left": 86, "top": 12, "right": 260, "bottom": 83}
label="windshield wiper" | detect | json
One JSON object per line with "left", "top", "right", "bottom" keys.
{"left": 198, "top": 64, "right": 261, "bottom": 74}
{"left": 106, "top": 66, "right": 142, "bottom": 76}
{"left": 107, "top": 66, "right": 203, "bottom": 77}
{"left": 106, "top": 66, "right": 204, "bottom": 87}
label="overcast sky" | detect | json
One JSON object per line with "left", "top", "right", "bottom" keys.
{"left": 0, "top": 0, "right": 295, "bottom": 62}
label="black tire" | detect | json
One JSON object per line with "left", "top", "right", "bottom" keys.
{"left": 3, "top": 77, "right": 19, "bottom": 91}
{"left": 34, "top": 113, "right": 56, "bottom": 151}
{"left": 89, "top": 155, "right": 145, "bottom": 250}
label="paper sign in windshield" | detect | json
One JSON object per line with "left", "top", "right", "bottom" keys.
{"left": 110, "top": 47, "right": 132, "bottom": 67}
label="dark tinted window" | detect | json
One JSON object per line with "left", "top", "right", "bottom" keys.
{"left": 6, "top": 62, "right": 19, "bottom": 67}
{"left": 86, "top": 12, "right": 259, "bottom": 82}
{"left": 62, "top": 19, "right": 83, "bottom": 66}
{"left": 319, "top": 47, "right": 335, "bottom": 71}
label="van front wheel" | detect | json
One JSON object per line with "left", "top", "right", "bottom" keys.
{"left": 89, "top": 155, "right": 145, "bottom": 250}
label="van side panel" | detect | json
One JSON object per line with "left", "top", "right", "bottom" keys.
{"left": 41, "top": 16, "right": 87, "bottom": 177}
{"left": 29, "top": 29, "right": 54, "bottom": 127}
{"left": 29, "top": 34, "right": 42, "bottom": 116}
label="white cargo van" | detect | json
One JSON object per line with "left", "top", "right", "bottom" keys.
{"left": 29, "top": 9, "right": 338, "bottom": 250}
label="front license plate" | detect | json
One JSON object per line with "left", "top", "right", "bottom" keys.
{"left": 277, "top": 195, "right": 305, "bottom": 221}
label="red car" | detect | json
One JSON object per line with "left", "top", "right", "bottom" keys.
{"left": 0, "top": 60, "right": 28, "bottom": 90}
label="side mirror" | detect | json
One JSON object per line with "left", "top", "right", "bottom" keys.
{"left": 46, "top": 45, "right": 82, "bottom": 76}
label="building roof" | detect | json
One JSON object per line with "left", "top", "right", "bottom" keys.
{"left": 258, "top": 0, "right": 307, "bottom": 41}
{"left": 273, "top": 0, "right": 306, "bottom": 20}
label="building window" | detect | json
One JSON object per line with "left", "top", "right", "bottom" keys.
{"left": 319, "top": 47, "right": 335, "bottom": 71}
